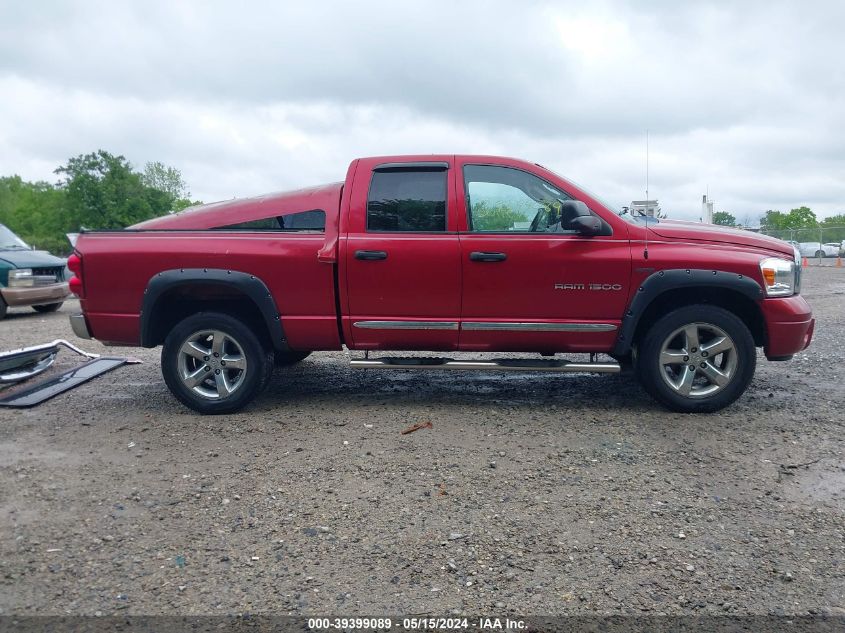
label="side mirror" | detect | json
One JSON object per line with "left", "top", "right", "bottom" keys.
{"left": 568, "top": 215, "right": 602, "bottom": 236}
{"left": 560, "top": 200, "right": 601, "bottom": 236}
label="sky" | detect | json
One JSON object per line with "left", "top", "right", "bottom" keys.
{"left": 1, "top": 1, "right": 843, "bottom": 224}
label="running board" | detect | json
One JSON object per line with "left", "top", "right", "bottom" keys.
{"left": 350, "top": 357, "right": 620, "bottom": 373}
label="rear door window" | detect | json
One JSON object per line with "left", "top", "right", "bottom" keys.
{"left": 367, "top": 169, "right": 447, "bottom": 232}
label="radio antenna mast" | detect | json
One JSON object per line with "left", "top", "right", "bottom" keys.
{"left": 644, "top": 129, "right": 650, "bottom": 260}
{"left": 646, "top": 129, "right": 649, "bottom": 201}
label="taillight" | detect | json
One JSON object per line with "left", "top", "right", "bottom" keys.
{"left": 67, "top": 252, "right": 84, "bottom": 297}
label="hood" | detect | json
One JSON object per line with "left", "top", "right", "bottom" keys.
{"left": 649, "top": 220, "right": 793, "bottom": 257}
{"left": 0, "top": 249, "right": 66, "bottom": 269}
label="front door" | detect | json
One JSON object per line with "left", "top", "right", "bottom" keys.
{"left": 343, "top": 158, "right": 462, "bottom": 350}
{"left": 456, "top": 161, "right": 631, "bottom": 353}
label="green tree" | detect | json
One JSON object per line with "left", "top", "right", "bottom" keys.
{"left": 0, "top": 176, "right": 68, "bottom": 253}
{"left": 760, "top": 210, "right": 787, "bottom": 230}
{"left": 470, "top": 201, "right": 528, "bottom": 231}
{"left": 1, "top": 151, "right": 201, "bottom": 255}
{"left": 55, "top": 150, "right": 175, "bottom": 230}
{"left": 819, "top": 213, "right": 845, "bottom": 244}
{"left": 712, "top": 211, "right": 736, "bottom": 227}
{"left": 821, "top": 213, "right": 845, "bottom": 227}
{"left": 760, "top": 206, "right": 818, "bottom": 231}
{"left": 140, "top": 161, "right": 201, "bottom": 211}
{"left": 142, "top": 161, "right": 189, "bottom": 199}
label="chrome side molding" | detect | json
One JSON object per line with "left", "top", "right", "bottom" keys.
{"left": 350, "top": 357, "right": 620, "bottom": 373}
{"left": 462, "top": 322, "right": 617, "bottom": 332}
{"left": 353, "top": 321, "right": 459, "bottom": 330}
{"left": 352, "top": 321, "right": 616, "bottom": 332}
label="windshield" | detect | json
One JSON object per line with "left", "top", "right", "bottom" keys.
{"left": 0, "top": 225, "right": 30, "bottom": 249}
{"left": 540, "top": 166, "right": 659, "bottom": 225}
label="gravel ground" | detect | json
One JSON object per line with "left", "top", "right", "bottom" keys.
{"left": 0, "top": 268, "right": 843, "bottom": 617}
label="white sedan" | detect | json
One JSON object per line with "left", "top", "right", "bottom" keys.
{"left": 797, "top": 241, "right": 839, "bottom": 258}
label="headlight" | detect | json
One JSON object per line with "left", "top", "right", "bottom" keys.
{"left": 7, "top": 268, "right": 34, "bottom": 288}
{"left": 792, "top": 244, "right": 802, "bottom": 294}
{"left": 760, "top": 258, "right": 794, "bottom": 297}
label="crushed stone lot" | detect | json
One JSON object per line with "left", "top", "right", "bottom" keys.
{"left": 0, "top": 268, "right": 843, "bottom": 617}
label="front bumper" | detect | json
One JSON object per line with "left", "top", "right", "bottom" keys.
{"left": 0, "top": 282, "right": 70, "bottom": 307}
{"left": 763, "top": 294, "right": 814, "bottom": 360}
{"left": 69, "top": 313, "right": 92, "bottom": 339}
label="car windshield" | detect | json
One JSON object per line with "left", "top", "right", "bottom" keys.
{"left": 539, "top": 166, "right": 659, "bottom": 225}
{"left": 0, "top": 225, "right": 30, "bottom": 249}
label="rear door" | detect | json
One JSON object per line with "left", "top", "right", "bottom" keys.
{"left": 456, "top": 160, "right": 632, "bottom": 353}
{"left": 342, "top": 158, "right": 462, "bottom": 350}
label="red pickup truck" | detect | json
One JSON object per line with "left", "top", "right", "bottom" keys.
{"left": 67, "top": 155, "right": 814, "bottom": 414}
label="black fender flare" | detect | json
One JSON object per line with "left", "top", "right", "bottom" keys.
{"left": 139, "top": 268, "right": 288, "bottom": 351}
{"left": 612, "top": 268, "right": 763, "bottom": 356}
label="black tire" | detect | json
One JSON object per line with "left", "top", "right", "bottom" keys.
{"left": 815, "top": 250, "right": 825, "bottom": 259}
{"left": 0, "top": 296, "right": 6, "bottom": 320}
{"left": 33, "top": 302, "right": 63, "bottom": 313}
{"left": 274, "top": 350, "right": 312, "bottom": 367}
{"left": 161, "top": 312, "right": 273, "bottom": 415}
{"left": 636, "top": 305, "right": 756, "bottom": 413}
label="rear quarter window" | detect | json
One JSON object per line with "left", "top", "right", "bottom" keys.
{"left": 213, "top": 209, "right": 325, "bottom": 231}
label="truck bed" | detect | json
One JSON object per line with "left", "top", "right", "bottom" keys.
{"left": 75, "top": 174, "right": 347, "bottom": 353}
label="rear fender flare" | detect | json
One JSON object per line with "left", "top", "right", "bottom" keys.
{"left": 612, "top": 268, "right": 763, "bottom": 356}
{"left": 139, "top": 268, "right": 288, "bottom": 351}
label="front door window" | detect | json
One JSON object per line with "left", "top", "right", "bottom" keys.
{"left": 464, "top": 165, "right": 574, "bottom": 233}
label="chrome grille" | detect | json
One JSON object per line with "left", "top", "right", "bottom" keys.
{"left": 31, "top": 267, "right": 63, "bottom": 286}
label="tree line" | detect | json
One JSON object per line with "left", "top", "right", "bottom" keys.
{"left": 713, "top": 207, "right": 845, "bottom": 231}
{"left": 0, "top": 150, "right": 199, "bottom": 255}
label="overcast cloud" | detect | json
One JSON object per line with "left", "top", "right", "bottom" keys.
{"left": 1, "top": 0, "right": 843, "bottom": 222}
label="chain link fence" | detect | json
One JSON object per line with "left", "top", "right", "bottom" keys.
{"left": 758, "top": 225, "right": 845, "bottom": 264}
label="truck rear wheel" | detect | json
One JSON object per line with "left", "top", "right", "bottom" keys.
{"left": 636, "top": 305, "right": 756, "bottom": 413}
{"left": 161, "top": 312, "right": 273, "bottom": 414}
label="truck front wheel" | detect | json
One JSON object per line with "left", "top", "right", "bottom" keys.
{"left": 636, "top": 305, "right": 756, "bottom": 413}
{"left": 161, "top": 312, "right": 273, "bottom": 414}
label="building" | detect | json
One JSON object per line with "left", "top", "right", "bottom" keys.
{"left": 629, "top": 200, "right": 661, "bottom": 218}
{"left": 701, "top": 194, "right": 714, "bottom": 223}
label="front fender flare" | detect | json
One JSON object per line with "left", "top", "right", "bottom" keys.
{"left": 612, "top": 268, "right": 763, "bottom": 356}
{"left": 139, "top": 268, "right": 288, "bottom": 351}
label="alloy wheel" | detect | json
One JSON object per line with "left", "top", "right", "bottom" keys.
{"left": 176, "top": 330, "right": 248, "bottom": 399}
{"left": 658, "top": 322, "right": 737, "bottom": 398}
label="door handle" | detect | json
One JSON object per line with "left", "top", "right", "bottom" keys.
{"left": 469, "top": 251, "right": 507, "bottom": 262}
{"left": 355, "top": 250, "right": 388, "bottom": 261}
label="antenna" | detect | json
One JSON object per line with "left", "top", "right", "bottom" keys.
{"left": 644, "top": 129, "right": 649, "bottom": 260}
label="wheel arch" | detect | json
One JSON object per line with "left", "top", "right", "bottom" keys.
{"left": 140, "top": 269, "right": 289, "bottom": 351}
{"left": 613, "top": 269, "right": 765, "bottom": 356}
